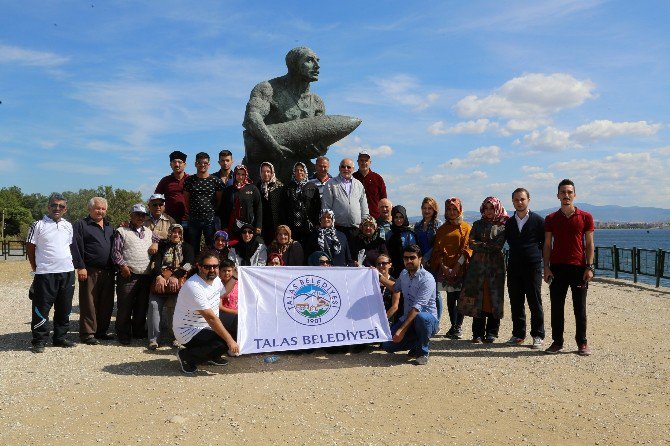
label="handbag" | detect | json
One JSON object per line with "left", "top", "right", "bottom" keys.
{"left": 151, "top": 267, "right": 187, "bottom": 295}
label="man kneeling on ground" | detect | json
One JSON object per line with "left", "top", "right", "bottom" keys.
{"left": 377, "top": 244, "right": 438, "bottom": 365}
{"left": 173, "top": 250, "right": 239, "bottom": 374}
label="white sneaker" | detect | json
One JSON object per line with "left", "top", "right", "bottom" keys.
{"left": 531, "top": 336, "right": 543, "bottom": 349}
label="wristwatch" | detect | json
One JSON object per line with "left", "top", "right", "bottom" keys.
{"left": 586, "top": 264, "right": 595, "bottom": 272}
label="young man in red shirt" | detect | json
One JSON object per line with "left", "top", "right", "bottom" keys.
{"left": 543, "top": 179, "right": 594, "bottom": 356}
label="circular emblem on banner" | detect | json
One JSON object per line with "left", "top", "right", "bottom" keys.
{"left": 283, "top": 275, "right": 341, "bottom": 326}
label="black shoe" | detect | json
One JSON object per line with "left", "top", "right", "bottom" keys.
{"left": 206, "top": 356, "right": 229, "bottom": 366}
{"left": 53, "top": 339, "right": 76, "bottom": 348}
{"left": 177, "top": 350, "right": 197, "bottom": 374}
{"left": 82, "top": 337, "right": 100, "bottom": 345}
{"left": 32, "top": 343, "right": 46, "bottom": 353}
{"left": 415, "top": 355, "right": 429, "bottom": 365}
{"left": 94, "top": 333, "right": 115, "bottom": 340}
{"left": 118, "top": 337, "right": 132, "bottom": 346}
{"left": 407, "top": 349, "right": 422, "bottom": 359}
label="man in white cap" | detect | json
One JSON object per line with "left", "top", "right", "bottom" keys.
{"left": 353, "top": 150, "right": 387, "bottom": 220}
{"left": 144, "top": 194, "right": 176, "bottom": 240}
{"left": 112, "top": 204, "right": 155, "bottom": 345}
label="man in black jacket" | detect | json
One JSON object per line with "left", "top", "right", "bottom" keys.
{"left": 504, "top": 188, "right": 545, "bottom": 349}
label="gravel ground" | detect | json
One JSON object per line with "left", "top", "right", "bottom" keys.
{"left": 1, "top": 260, "right": 668, "bottom": 445}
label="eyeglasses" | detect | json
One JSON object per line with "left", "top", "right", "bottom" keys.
{"left": 403, "top": 255, "right": 418, "bottom": 261}
{"left": 377, "top": 261, "right": 390, "bottom": 266}
{"left": 241, "top": 229, "right": 254, "bottom": 234}
{"left": 149, "top": 202, "right": 164, "bottom": 207}
{"left": 339, "top": 165, "right": 353, "bottom": 169}
{"left": 201, "top": 264, "right": 219, "bottom": 270}
{"left": 319, "top": 260, "right": 332, "bottom": 265}
{"left": 49, "top": 203, "right": 66, "bottom": 209}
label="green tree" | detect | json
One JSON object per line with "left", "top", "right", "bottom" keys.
{"left": 0, "top": 187, "right": 33, "bottom": 238}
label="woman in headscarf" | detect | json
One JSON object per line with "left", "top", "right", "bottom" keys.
{"left": 350, "top": 216, "right": 388, "bottom": 267}
{"left": 414, "top": 197, "right": 442, "bottom": 257}
{"left": 269, "top": 224, "right": 304, "bottom": 266}
{"left": 459, "top": 196, "right": 509, "bottom": 344}
{"left": 267, "top": 252, "right": 284, "bottom": 266}
{"left": 430, "top": 197, "right": 473, "bottom": 340}
{"left": 282, "top": 162, "right": 321, "bottom": 248}
{"left": 256, "top": 162, "right": 284, "bottom": 243}
{"left": 147, "top": 223, "right": 194, "bottom": 350}
{"left": 221, "top": 164, "right": 262, "bottom": 238}
{"left": 228, "top": 222, "right": 267, "bottom": 267}
{"left": 387, "top": 205, "right": 417, "bottom": 278}
{"left": 306, "top": 209, "right": 352, "bottom": 267}
{"left": 211, "top": 230, "right": 231, "bottom": 261}
{"left": 307, "top": 251, "right": 333, "bottom": 267}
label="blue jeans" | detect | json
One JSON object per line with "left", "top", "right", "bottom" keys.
{"left": 186, "top": 218, "right": 215, "bottom": 254}
{"left": 382, "top": 312, "right": 439, "bottom": 356}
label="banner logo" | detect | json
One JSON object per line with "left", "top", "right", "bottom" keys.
{"left": 283, "top": 275, "right": 341, "bottom": 326}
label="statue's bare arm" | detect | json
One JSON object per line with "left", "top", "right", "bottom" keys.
{"left": 244, "top": 82, "right": 293, "bottom": 158}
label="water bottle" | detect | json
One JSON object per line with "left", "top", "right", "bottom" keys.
{"left": 263, "top": 355, "right": 279, "bottom": 364}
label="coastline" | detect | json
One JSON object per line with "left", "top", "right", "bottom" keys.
{"left": 1, "top": 260, "right": 668, "bottom": 445}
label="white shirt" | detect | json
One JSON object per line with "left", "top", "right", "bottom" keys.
{"left": 26, "top": 215, "right": 74, "bottom": 274}
{"left": 339, "top": 175, "right": 352, "bottom": 196}
{"left": 173, "top": 275, "right": 223, "bottom": 344}
{"left": 515, "top": 211, "right": 530, "bottom": 232}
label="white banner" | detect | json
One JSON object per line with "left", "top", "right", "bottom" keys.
{"left": 237, "top": 266, "right": 392, "bottom": 354}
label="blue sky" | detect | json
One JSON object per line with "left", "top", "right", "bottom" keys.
{"left": 1, "top": 0, "right": 669, "bottom": 213}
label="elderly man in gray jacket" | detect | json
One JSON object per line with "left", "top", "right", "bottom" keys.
{"left": 322, "top": 158, "right": 370, "bottom": 248}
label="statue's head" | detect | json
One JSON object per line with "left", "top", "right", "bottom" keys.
{"left": 285, "top": 47, "right": 319, "bottom": 82}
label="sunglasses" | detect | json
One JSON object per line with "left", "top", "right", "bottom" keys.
{"left": 241, "top": 229, "right": 254, "bottom": 234}
{"left": 339, "top": 165, "right": 353, "bottom": 169}
{"left": 403, "top": 256, "right": 418, "bottom": 261}
{"left": 377, "top": 261, "right": 390, "bottom": 266}
{"left": 201, "top": 264, "right": 219, "bottom": 270}
{"left": 149, "top": 202, "right": 164, "bottom": 207}
{"left": 49, "top": 203, "right": 66, "bottom": 209}
{"left": 319, "top": 260, "right": 332, "bottom": 265}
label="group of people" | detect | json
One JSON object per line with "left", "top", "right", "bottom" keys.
{"left": 26, "top": 147, "right": 595, "bottom": 373}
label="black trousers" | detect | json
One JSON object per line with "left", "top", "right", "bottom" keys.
{"left": 549, "top": 264, "right": 588, "bottom": 345}
{"left": 115, "top": 273, "right": 151, "bottom": 341}
{"left": 507, "top": 264, "right": 545, "bottom": 339}
{"left": 472, "top": 312, "right": 500, "bottom": 338}
{"left": 181, "top": 329, "right": 227, "bottom": 365}
{"left": 31, "top": 271, "right": 75, "bottom": 345}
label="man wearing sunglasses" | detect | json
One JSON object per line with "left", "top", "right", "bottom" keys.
{"left": 378, "top": 244, "right": 438, "bottom": 365}
{"left": 173, "top": 251, "right": 239, "bottom": 374}
{"left": 26, "top": 193, "right": 77, "bottom": 353}
{"left": 322, "top": 158, "right": 369, "bottom": 249}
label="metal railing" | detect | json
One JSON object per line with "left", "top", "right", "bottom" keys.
{"left": 1, "top": 239, "right": 27, "bottom": 260}
{"left": 595, "top": 245, "right": 669, "bottom": 288}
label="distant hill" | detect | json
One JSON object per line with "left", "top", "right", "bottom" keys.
{"left": 410, "top": 203, "right": 670, "bottom": 224}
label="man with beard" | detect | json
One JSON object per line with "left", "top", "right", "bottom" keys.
{"left": 154, "top": 150, "right": 189, "bottom": 226}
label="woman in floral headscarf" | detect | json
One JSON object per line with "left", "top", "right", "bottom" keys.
{"left": 459, "top": 196, "right": 509, "bottom": 344}
{"left": 430, "top": 197, "right": 473, "bottom": 340}
{"left": 350, "top": 216, "right": 388, "bottom": 267}
{"left": 221, "top": 164, "right": 262, "bottom": 237}
{"left": 256, "top": 161, "right": 284, "bottom": 243}
{"left": 306, "top": 209, "right": 352, "bottom": 266}
{"left": 282, "top": 161, "right": 321, "bottom": 248}
{"left": 269, "top": 224, "right": 304, "bottom": 266}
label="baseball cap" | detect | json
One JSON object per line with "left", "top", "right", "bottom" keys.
{"left": 131, "top": 203, "right": 148, "bottom": 214}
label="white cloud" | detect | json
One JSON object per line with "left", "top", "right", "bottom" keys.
{"left": 0, "top": 158, "right": 17, "bottom": 172}
{"left": 455, "top": 73, "right": 596, "bottom": 119}
{"left": 37, "top": 161, "right": 113, "bottom": 176}
{"left": 428, "top": 119, "right": 500, "bottom": 135}
{"left": 505, "top": 118, "right": 551, "bottom": 133}
{"left": 572, "top": 120, "right": 662, "bottom": 141}
{"left": 522, "top": 127, "right": 577, "bottom": 151}
{"left": 373, "top": 75, "right": 439, "bottom": 111}
{"left": 440, "top": 145, "right": 501, "bottom": 168}
{"left": 0, "top": 44, "right": 68, "bottom": 67}
{"left": 334, "top": 136, "right": 394, "bottom": 158}
{"left": 405, "top": 164, "right": 422, "bottom": 175}
{"left": 521, "top": 165, "right": 542, "bottom": 173}
{"left": 528, "top": 172, "right": 555, "bottom": 181}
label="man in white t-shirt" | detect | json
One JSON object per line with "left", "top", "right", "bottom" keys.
{"left": 173, "top": 251, "right": 239, "bottom": 374}
{"left": 26, "top": 193, "right": 77, "bottom": 353}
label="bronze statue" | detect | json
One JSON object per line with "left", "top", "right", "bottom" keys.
{"left": 243, "top": 47, "right": 361, "bottom": 182}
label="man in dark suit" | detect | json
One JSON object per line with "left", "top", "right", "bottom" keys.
{"left": 504, "top": 188, "right": 545, "bottom": 349}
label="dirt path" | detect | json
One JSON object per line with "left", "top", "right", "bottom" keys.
{"left": 1, "top": 260, "right": 668, "bottom": 445}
